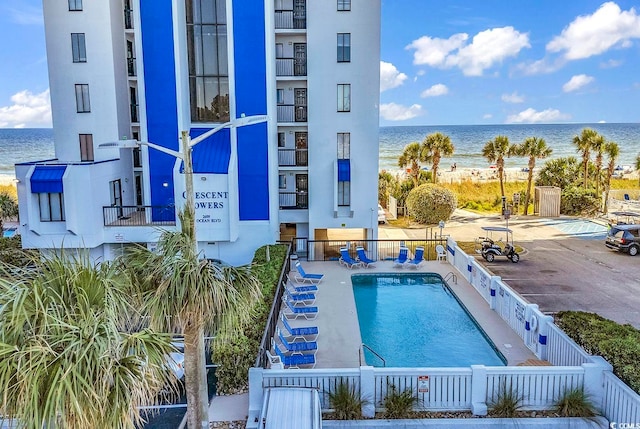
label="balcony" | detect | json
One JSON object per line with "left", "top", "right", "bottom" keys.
{"left": 278, "top": 148, "right": 308, "bottom": 167}
{"left": 277, "top": 105, "right": 307, "bottom": 122}
{"left": 276, "top": 58, "right": 307, "bottom": 77}
{"left": 103, "top": 205, "right": 176, "bottom": 227}
{"left": 275, "top": 10, "right": 306, "bottom": 30}
{"left": 279, "top": 191, "right": 308, "bottom": 209}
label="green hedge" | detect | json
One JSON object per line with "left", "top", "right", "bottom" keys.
{"left": 555, "top": 311, "right": 640, "bottom": 393}
{"left": 212, "top": 244, "right": 288, "bottom": 393}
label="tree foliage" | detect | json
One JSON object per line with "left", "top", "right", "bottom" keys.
{"left": 421, "top": 132, "right": 454, "bottom": 184}
{"left": 515, "top": 137, "right": 552, "bottom": 215}
{"left": 0, "top": 191, "right": 18, "bottom": 231}
{"left": 406, "top": 184, "right": 457, "bottom": 224}
{"left": 482, "top": 135, "right": 517, "bottom": 198}
{"left": 536, "top": 157, "right": 582, "bottom": 189}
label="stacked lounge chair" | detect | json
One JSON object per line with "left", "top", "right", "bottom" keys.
{"left": 293, "top": 261, "right": 324, "bottom": 284}
{"left": 356, "top": 246, "right": 376, "bottom": 268}
{"left": 339, "top": 247, "right": 363, "bottom": 269}
{"left": 406, "top": 246, "right": 424, "bottom": 268}
{"left": 393, "top": 246, "right": 409, "bottom": 267}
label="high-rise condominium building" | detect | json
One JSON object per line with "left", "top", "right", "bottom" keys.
{"left": 15, "top": 0, "right": 381, "bottom": 265}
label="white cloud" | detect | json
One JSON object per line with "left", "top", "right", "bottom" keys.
{"left": 514, "top": 57, "right": 565, "bottom": 76}
{"left": 600, "top": 59, "right": 623, "bottom": 68}
{"left": 407, "top": 27, "right": 530, "bottom": 76}
{"left": 380, "top": 61, "right": 408, "bottom": 92}
{"left": 547, "top": 2, "right": 640, "bottom": 60}
{"left": 506, "top": 108, "right": 571, "bottom": 124}
{"left": 501, "top": 92, "right": 525, "bottom": 103}
{"left": 6, "top": 5, "right": 43, "bottom": 25}
{"left": 562, "top": 74, "right": 595, "bottom": 92}
{"left": 0, "top": 89, "right": 52, "bottom": 128}
{"left": 421, "top": 84, "right": 449, "bottom": 98}
{"left": 483, "top": 113, "right": 493, "bottom": 119}
{"left": 380, "top": 103, "right": 424, "bottom": 121}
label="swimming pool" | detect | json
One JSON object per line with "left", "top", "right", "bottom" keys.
{"left": 2, "top": 228, "right": 16, "bottom": 238}
{"left": 352, "top": 273, "right": 506, "bottom": 367}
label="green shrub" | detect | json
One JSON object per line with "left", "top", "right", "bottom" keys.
{"left": 555, "top": 311, "right": 640, "bottom": 394}
{"left": 328, "top": 380, "right": 367, "bottom": 420}
{"left": 489, "top": 380, "right": 523, "bottom": 417}
{"left": 0, "top": 236, "right": 37, "bottom": 268}
{"left": 554, "top": 387, "right": 599, "bottom": 417}
{"left": 406, "top": 184, "right": 457, "bottom": 224}
{"left": 382, "top": 384, "right": 419, "bottom": 419}
{"left": 212, "top": 244, "right": 288, "bottom": 393}
{"left": 560, "top": 187, "right": 599, "bottom": 216}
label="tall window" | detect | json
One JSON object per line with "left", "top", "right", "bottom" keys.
{"left": 39, "top": 193, "right": 65, "bottom": 222}
{"left": 276, "top": 89, "right": 284, "bottom": 104}
{"left": 68, "top": 0, "right": 82, "bottom": 11}
{"left": 337, "top": 133, "right": 350, "bottom": 159}
{"left": 337, "top": 0, "right": 351, "bottom": 11}
{"left": 337, "top": 84, "right": 350, "bottom": 112}
{"left": 71, "top": 33, "right": 86, "bottom": 63}
{"left": 75, "top": 84, "right": 90, "bottom": 113}
{"left": 79, "top": 134, "right": 94, "bottom": 161}
{"left": 278, "top": 132, "right": 285, "bottom": 147}
{"left": 186, "top": 0, "right": 229, "bottom": 122}
{"left": 337, "top": 33, "right": 351, "bottom": 62}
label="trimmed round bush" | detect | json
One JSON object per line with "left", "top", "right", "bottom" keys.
{"left": 406, "top": 184, "right": 457, "bottom": 224}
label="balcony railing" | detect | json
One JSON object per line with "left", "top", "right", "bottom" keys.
{"left": 103, "top": 205, "right": 176, "bottom": 226}
{"left": 276, "top": 58, "right": 307, "bottom": 77}
{"left": 130, "top": 103, "right": 139, "bottom": 123}
{"left": 127, "top": 57, "right": 136, "bottom": 76}
{"left": 124, "top": 8, "right": 133, "bottom": 30}
{"left": 275, "top": 10, "right": 306, "bottom": 29}
{"left": 278, "top": 148, "right": 308, "bottom": 167}
{"left": 279, "top": 191, "right": 308, "bottom": 209}
{"left": 277, "top": 105, "right": 307, "bottom": 122}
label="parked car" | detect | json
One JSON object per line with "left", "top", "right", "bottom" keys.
{"left": 605, "top": 224, "right": 640, "bottom": 256}
{"left": 377, "top": 205, "right": 386, "bottom": 224}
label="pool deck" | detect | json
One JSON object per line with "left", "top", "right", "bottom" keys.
{"left": 286, "top": 260, "right": 537, "bottom": 369}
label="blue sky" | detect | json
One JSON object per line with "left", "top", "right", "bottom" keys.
{"left": 1, "top": 1, "right": 639, "bottom": 127}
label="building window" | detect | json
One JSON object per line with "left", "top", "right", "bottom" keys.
{"left": 186, "top": 0, "right": 229, "bottom": 123}
{"left": 337, "top": 133, "right": 350, "bottom": 159}
{"left": 39, "top": 193, "right": 65, "bottom": 222}
{"left": 279, "top": 174, "right": 286, "bottom": 189}
{"left": 75, "top": 84, "right": 90, "bottom": 113}
{"left": 337, "top": 33, "right": 351, "bottom": 62}
{"left": 337, "top": 181, "right": 350, "bottom": 206}
{"left": 68, "top": 0, "right": 82, "bottom": 11}
{"left": 337, "top": 0, "right": 350, "bottom": 11}
{"left": 277, "top": 89, "right": 284, "bottom": 104}
{"left": 337, "top": 84, "right": 350, "bottom": 112}
{"left": 79, "top": 134, "right": 94, "bottom": 161}
{"left": 71, "top": 33, "right": 86, "bottom": 63}
{"left": 278, "top": 132, "right": 285, "bottom": 147}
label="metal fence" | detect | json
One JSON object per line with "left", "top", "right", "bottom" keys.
{"left": 103, "top": 205, "right": 176, "bottom": 226}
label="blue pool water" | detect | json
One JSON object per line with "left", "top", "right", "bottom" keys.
{"left": 2, "top": 228, "right": 16, "bottom": 238}
{"left": 352, "top": 273, "right": 506, "bottom": 367}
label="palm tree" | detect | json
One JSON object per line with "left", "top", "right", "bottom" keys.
{"left": 516, "top": 137, "right": 552, "bottom": 215}
{"left": 603, "top": 141, "right": 620, "bottom": 214}
{"left": 398, "top": 142, "right": 423, "bottom": 187}
{"left": 0, "top": 251, "right": 178, "bottom": 429}
{"left": 591, "top": 133, "right": 606, "bottom": 196}
{"left": 572, "top": 128, "right": 598, "bottom": 189}
{"left": 482, "top": 135, "right": 516, "bottom": 198}
{"left": 635, "top": 153, "right": 640, "bottom": 186}
{"left": 421, "top": 132, "right": 455, "bottom": 184}
{"left": 122, "top": 208, "right": 262, "bottom": 429}
{"left": 0, "top": 191, "right": 18, "bottom": 232}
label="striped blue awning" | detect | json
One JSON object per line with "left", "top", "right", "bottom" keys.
{"left": 338, "top": 159, "right": 350, "bottom": 182}
{"left": 182, "top": 128, "right": 231, "bottom": 174}
{"left": 30, "top": 166, "right": 67, "bottom": 193}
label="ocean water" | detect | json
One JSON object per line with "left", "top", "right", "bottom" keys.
{"left": 1, "top": 124, "right": 639, "bottom": 181}
{"left": 379, "top": 123, "right": 640, "bottom": 172}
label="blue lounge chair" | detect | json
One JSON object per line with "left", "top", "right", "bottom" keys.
{"left": 285, "top": 274, "right": 318, "bottom": 293}
{"left": 406, "top": 246, "right": 424, "bottom": 268}
{"left": 339, "top": 247, "right": 363, "bottom": 269}
{"left": 282, "top": 296, "right": 318, "bottom": 320}
{"left": 280, "top": 313, "right": 318, "bottom": 342}
{"left": 294, "top": 261, "right": 324, "bottom": 284}
{"left": 393, "top": 247, "right": 409, "bottom": 267}
{"left": 269, "top": 339, "right": 316, "bottom": 369}
{"left": 284, "top": 288, "right": 316, "bottom": 306}
{"left": 276, "top": 328, "right": 318, "bottom": 355}
{"left": 356, "top": 246, "right": 376, "bottom": 268}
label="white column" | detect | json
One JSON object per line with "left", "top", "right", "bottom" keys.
{"left": 582, "top": 356, "right": 613, "bottom": 410}
{"left": 359, "top": 366, "right": 375, "bottom": 418}
{"left": 470, "top": 365, "right": 488, "bottom": 416}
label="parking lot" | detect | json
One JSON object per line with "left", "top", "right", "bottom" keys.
{"left": 395, "top": 212, "right": 640, "bottom": 328}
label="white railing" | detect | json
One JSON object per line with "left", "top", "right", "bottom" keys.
{"left": 545, "top": 323, "right": 592, "bottom": 366}
{"left": 602, "top": 371, "right": 640, "bottom": 423}
{"left": 467, "top": 258, "right": 493, "bottom": 304}
{"left": 276, "top": 58, "right": 294, "bottom": 76}
{"left": 494, "top": 278, "right": 528, "bottom": 340}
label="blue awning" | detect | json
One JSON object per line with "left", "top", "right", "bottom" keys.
{"left": 30, "top": 166, "right": 67, "bottom": 193}
{"left": 338, "top": 159, "right": 350, "bottom": 182}
{"left": 181, "top": 128, "right": 231, "bottom": 174}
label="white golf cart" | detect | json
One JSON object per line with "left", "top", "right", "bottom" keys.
{"left": 475, "top": 226, "right": 520, "bottom": 263}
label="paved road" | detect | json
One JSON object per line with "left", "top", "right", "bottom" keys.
{"left": 392, "top": 211, "right": 640, "bottom": 327}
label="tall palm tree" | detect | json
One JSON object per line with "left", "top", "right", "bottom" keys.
{"left": 482, "top": 135, "right": 516, "bottom": 198}
{"left": 635, "top": 153, "right": 640, "bottom": 186}
{"left": 122, "top": 208, "right": 262, "bottom": 429}
{"left": 572, "top": 128, "right": 598, "bottom": 189}
{"left": 398, "top": 142, "right": 423, "bottom": 186}
{"left": 591, "top": 133, "right": 606, "bottom": 196}
{"left": 516, "top": 137, "right": 553, "bottom": 215}
{"left": 603, "top": 141, "right": 620, "bottom": 214}
{"left": 421, "top": 132, "right": 454, "bottom": 184}
{"left": 0, "top": 252, "right": 178, "bottom": 429}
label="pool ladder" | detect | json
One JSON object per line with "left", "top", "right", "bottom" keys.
{"left": 444, "top": 271, "right": 458, "bottom": 285}
{"left": 359, "top": 343, "right": 386, "bottom": 367}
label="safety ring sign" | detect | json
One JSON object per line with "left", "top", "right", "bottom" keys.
{"left": 418, "top": 375, "right": 429, "bottom": 393}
